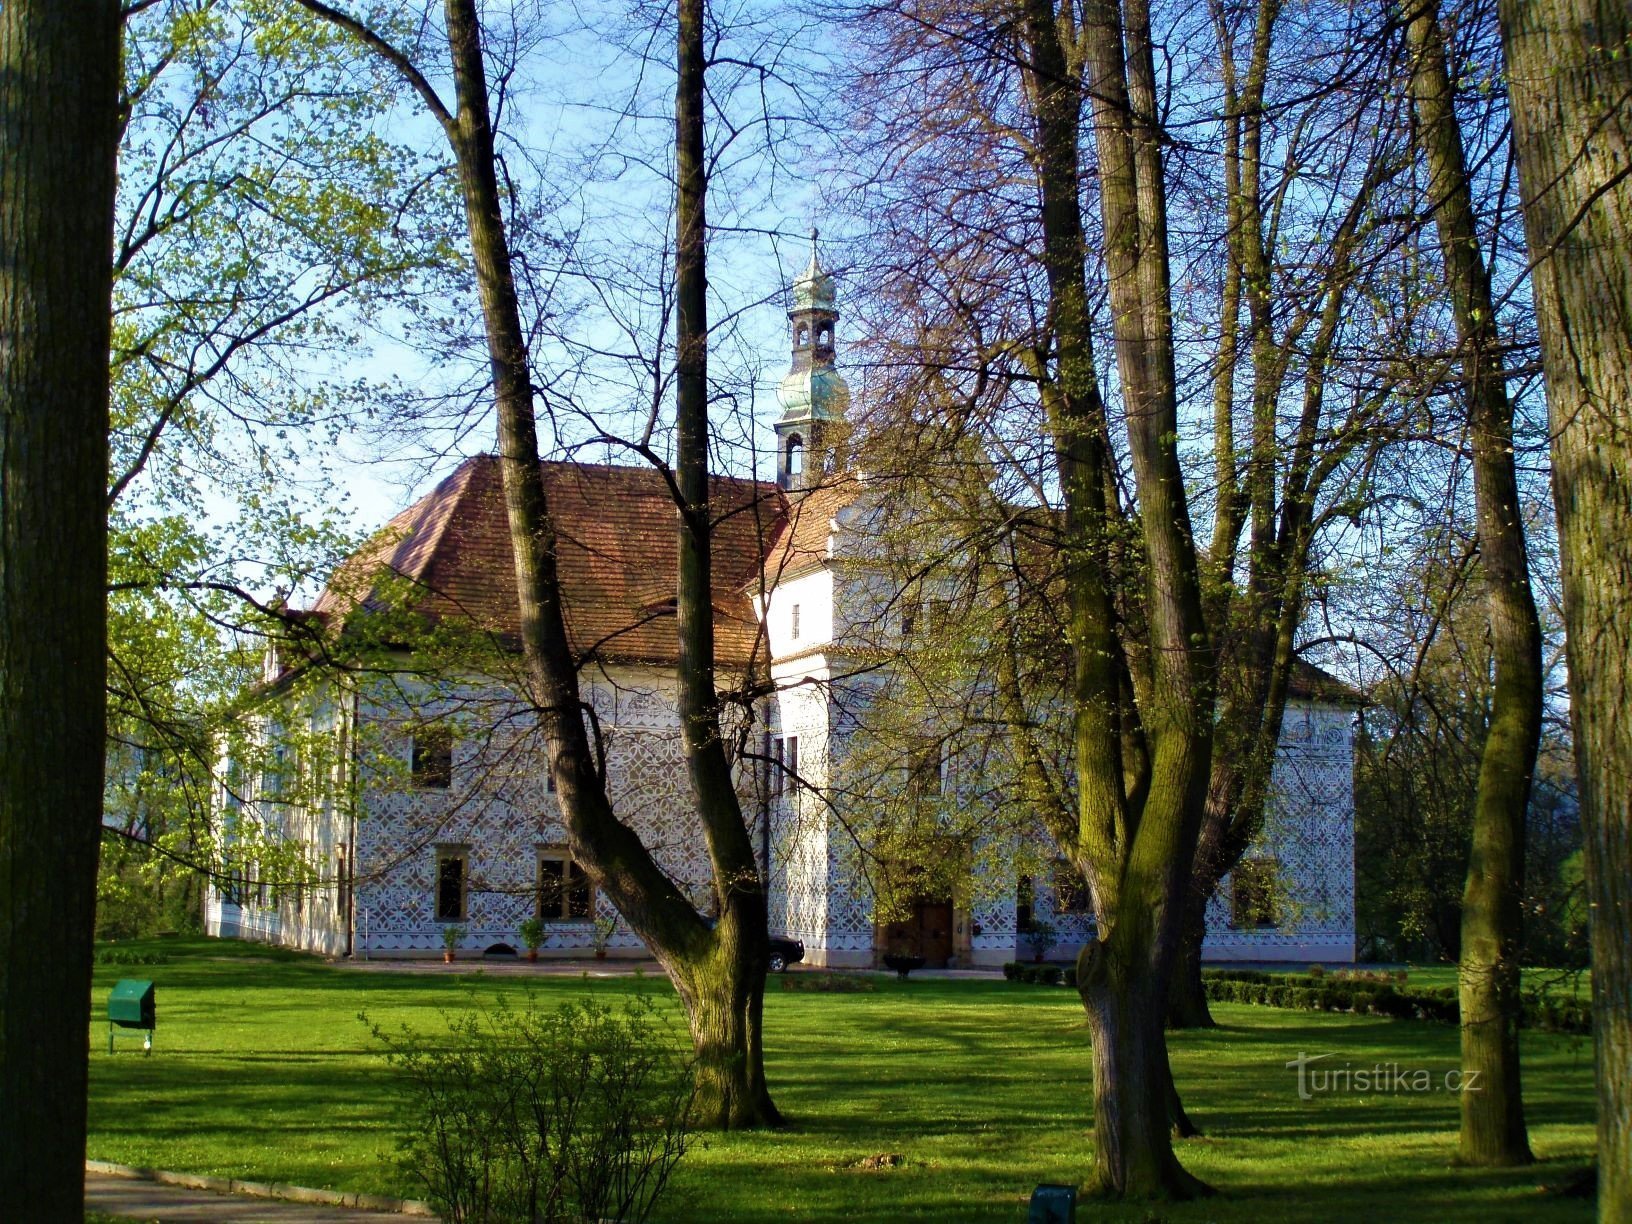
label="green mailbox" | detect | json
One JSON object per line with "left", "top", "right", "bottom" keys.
{"left": 108, "top": 979, "right": 155, "bottom": 1054}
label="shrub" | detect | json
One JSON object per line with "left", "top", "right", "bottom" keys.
{"left": 780, "top": 973, "right": 875, "bottom": 993}
{"left": 1037, "top": 966, "right": 1061, "bottom": 986}
{"left": 368, "top": 994, "right": 694, "bottom": 1224}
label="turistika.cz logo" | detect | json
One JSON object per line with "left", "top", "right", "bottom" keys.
{"left": 1284, "top": 1051, "right": 1484, "bottom": 1101}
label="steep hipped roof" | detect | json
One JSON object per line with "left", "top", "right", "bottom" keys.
{"left": 313, "top": 455, "right": 785, "bottom": 668}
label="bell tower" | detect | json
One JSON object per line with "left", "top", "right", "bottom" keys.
{"left": 775, "top": 230, "right": 849, "bottom": 492}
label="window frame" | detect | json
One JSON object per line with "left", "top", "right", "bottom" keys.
{"left": 411, "top": 724, "right": 454, "bottom": 790}
{"left": 434, "top": 844, "right": 469, "bottom": 923}
{"left": 906, "top": 737, "right": 943, "bottom": 800}
{"left": 536, "top": 847, "right": 595, "bottom": 923}
{"left": 1052, "top": 860, "right": 1093, "bottom": 915}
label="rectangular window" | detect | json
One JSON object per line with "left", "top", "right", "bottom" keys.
{"left": 790, "top": 603, "right": 801, "bottom": 640}
{"left": 907, "top": 738, "right": 942, "bottom": 799}
{"left": 1016, "top": 875, "right": 1035, "bottom": 933}
{"left": 1053, "top": 860, "right": 1092, "bottom": 915}
{"left": 768, "top": 735, "right": 799, "bottom": 797}
{"left": 412, "top": 725, "right": 453, "bottom": 790}
{"left": 435, "top": 847, "right": 467, "bottom": 921}
{"left": 537, "top": 850, "right": 594, "bottom": 921}
{"left": 901, "top": 601, "right": 919, "bottom": 636}
{"left": 1231, "top": 858, "right": 1279, "bottom": 928}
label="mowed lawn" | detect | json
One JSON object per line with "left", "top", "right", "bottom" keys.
{"left": 87, "top": 939, "right": 1596, "bottom": 1223}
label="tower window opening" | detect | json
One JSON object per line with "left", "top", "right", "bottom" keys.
{"left": 787, "top": 434, "right": 804, "bottom": 477}
{"left": 796, "top": 324, "right": 809, "bottom": 346}
{"left": 817, "top": 327, "right": 830, "bottom": 346}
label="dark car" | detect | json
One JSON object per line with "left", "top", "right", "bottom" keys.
{"left": 767, "top": 935, "right": 805, "bottom": 973}
{"left": 703, "top": 916, "right": 803, "bottom": 972}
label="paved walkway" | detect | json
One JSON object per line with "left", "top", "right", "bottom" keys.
{"left": 85, "top": 1172, "right": 431, "bottom": 1223}
{"left": 330, "top": 955, "right": 1005, "bottom": 981}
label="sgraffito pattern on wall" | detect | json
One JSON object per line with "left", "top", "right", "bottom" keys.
{"left": 1205, "top": 702, "right": 1357, "bottom": 959}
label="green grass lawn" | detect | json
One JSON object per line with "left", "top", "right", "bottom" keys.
{"left": 88, "top": 938, "right": 1595, "bottom": 1222}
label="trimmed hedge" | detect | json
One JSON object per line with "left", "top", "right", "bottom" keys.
{"left": 1197, "top": 968, "right": 1589, "bottom": 1034}
{"left": 1003, "top": 962, "right": 1076, "bottom": 988}
{"left": 1000, "top": 962, "right": 1591, "bottom": 1035}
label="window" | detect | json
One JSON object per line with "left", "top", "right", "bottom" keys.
{"left": 907, "top": 738, "right": 942, "bottom": 799}
{"left": 1016, "top": 875, "right": 1035, "bottom": 933}
{"left": 901, "top": 597, "right": 921, "bottom": 637}
{"left": 796, "top": 323, "right": 809, "bottom": 346}
{"left": 817, "top": 326, "right": 830, "bottom": 347}
{"left": 1053, "top": 860, "right": 1092, "bottom": 915}
{"left": 790, "top": 603, "right": 801, "bottom": 640}
{"left": 435, "top": 846, "right": 468, "bottom": 922}
{"left": 537, "top": 849, "right": 594, "bottom": 921}
{"left": 769, "top": 734, "right": 798, "bottom": 797}
{"left": 786, "top": 434, "right": 804, "bottom": 478}
{"left": 1231, "top": 858, "right": 1279, "bottom": 928}
{"left": 412, "top": 725, "right": 453, "bottom": 789}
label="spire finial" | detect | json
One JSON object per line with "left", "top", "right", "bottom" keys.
{"left": 809, "top": 226, "right": 820, "bottom": 266}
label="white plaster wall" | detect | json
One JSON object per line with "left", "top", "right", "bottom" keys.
{"left": 1204, "top": 702, "right": 1357, "bottom": 962}
{"left": 761, "top": 569, "right": 833, "bottom": 657}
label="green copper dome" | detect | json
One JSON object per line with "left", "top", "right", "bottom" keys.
{"left": 777, "top": 364, "right": 850, "bottom": 422}
{"left": 791, "top": 250, "right": 837, "bottom": 314}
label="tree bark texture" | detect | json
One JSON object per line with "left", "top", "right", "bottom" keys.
{"left": 672, "top": 0, "right": 779, "bottom": 1125}
{"left": 0, "top": 2, "right": 120, "bottom": 1217}
{"left": 1021, "top": 0, "right": 1215, "bottom": 1196}
{"left": 1496, "top": 0, "right": 1632, "bottom": 1211}
{"left": 1406, "top": 0, "right": 1542, "bottom": 1167}
{"left": 296, "top": 0, "right": 780, "bottom": 1129}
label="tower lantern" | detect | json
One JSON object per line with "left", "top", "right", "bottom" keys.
{"left": 775, "top": 230, "right": 849, "bottom": 492}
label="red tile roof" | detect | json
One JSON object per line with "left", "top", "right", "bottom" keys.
{"left": 313, "top": 455, "right": 786, "bottom": 668}
{"left": 757, "top": 473, "right": 864, "bottom": 584}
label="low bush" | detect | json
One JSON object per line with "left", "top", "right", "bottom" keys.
{"left": 780, "top": 973, "right": 875, "bottom": 993}
{"left": 367, "top": 993, "right": 694, "bottom": 1224}
{"left": 1196, "top": 968, "right": 1589, "bottom": 1034}
{"left": 94, "top": 947, "right": 171, "bottom": 966}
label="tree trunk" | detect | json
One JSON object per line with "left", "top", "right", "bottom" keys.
{"left": 294, "top": 0, "right": 780, "bottom": 1129}
{"left": 1079, "top": 943, "right": 1210, "bottom": 1196}
{"left": 671, "top": 930, "right": 777, "bottom": 1126}
{"left": 1496, "top": 0, "right": 1632, "bottom": 1212}
{"left": 1166, "top": 892, "right": 1215, "bottom": 1030}
{"left": 1406, "top": 0, "right": 1542, "bottom": 1167}
{"left": 0, "top": 3, "right": 120, "bottom": 1218}
{"left": 670, "top": 0, "right": 779, "bottom": 1129}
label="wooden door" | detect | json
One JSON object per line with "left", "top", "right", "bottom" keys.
{"left": 914, "top": 898, "right": 954, "bottom": 967}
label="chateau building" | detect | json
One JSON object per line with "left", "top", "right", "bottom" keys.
{"left": 206, "top": 247, "right": 1360, "bottom": 966}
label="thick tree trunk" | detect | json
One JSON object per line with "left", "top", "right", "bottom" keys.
{"left": 1406, "top": 0, "right": 1542, "bottom": 1167}
{"left": 671, "top": 929, "right": 777, "bottom": 1126}
{"left": 0, "top": 3, "right": 120, "bottom": 1218}
{"left": 1496, "top": 0, "right": 1632, "bottom": 1212}
{"left": 293, "top": 0, "right": 782, "bottom": 1129}
{"left": 1166, "top": 892, "right": 1215, "bottom": 1030}
{"left": 1079, "top": 943, "right": 1210, "bottom": 1196}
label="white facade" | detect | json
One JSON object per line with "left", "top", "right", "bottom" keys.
{"left": 208, "top": 251, "right": 1357, "bottom": 969}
